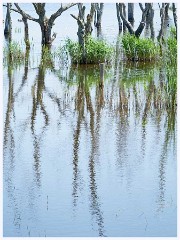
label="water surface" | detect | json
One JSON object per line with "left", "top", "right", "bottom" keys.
{"left": 3, "top": 3, "right": 177, "bottom": 237}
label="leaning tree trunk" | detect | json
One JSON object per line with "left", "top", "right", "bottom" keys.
{"left": 135, "top": 4, "right": 150, "bottom": 37}
{"left": 128, "top": 3, "right": 134, "bottom": 25}
{"left": 4, "top": 3, "right": 12, "bottom": 41}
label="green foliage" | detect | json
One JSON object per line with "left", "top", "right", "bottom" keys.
{"left": 65, "top": 39, "right": 82, "bottom": 63}
{"left": 65, "top": 37, "right": 114, "bottom": 64}
{"left": 40, "top": 46, "right": 54, "bottom": 68}
{"left": 164, "top": 28, "right": 177, "bottom": 107}
{"left": 3, "top": 41, "right": 25, "bottom": 67}
{"left": 122, "top": 34, "right": 160, "bottom": 61}
{"left": 165, "top": 27, "right": 177, "bottom": 65}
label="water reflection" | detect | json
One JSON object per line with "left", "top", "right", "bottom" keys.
{"left": 72, "top": 71, "right": 85, "bottom": 208}
{"left": 3, "top": 46, "right": 176, "bottom": 236}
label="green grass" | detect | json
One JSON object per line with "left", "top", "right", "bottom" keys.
{"left": 3, "top": 41, "right": 25, "bottom": 67}
{"left": 65, "top": 37, "right": 114, "bottom": 64}
{"left": 122, "top": 34, "right": 160, "bottom": 61}
{"left": 165, "top": 27, "right": 177, "bottom": 65}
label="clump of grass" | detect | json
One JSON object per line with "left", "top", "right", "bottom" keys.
{"left": 164, "top": 28, "right": 177, "bottom": 106}
{"left": 3, "top": 41, "right": 25, "bottom": 67}
{"left": 65, "top": 36, "right": 114, "bottom": 64}
{"left": 39, "top": 46, "right": 56, "bottom": 69}
{"left": 165, "top": 27, "right": 177, "bottom": 65}
{"left": 3, "top": 41, "right": 25, "bottom": 61}
{"left": 122, "top": 33, "right": 160, "bottom": 61}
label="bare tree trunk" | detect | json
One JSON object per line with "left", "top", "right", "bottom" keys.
{"left": 71, "top": 3, "right": 95, "bottom": 63}
{"left": 149, "top": 6, "right": 155, "bottom": 40}
{"left": 13, "top": 3, "right": 76, "bottom": 46}
{"left": 128, "top": 3, "right": 134, "bottom": 25}
{"left": 145, "top": 3, "right": 155, "bottom": 40}
{"left": 22, "top": 16, "right": 30, "bottom": 49}
{"left": 41, "top": 21, "right": 54, "bottom": 46}
{"left": 118, "top": 3, "right": 134, "bottom": 34}
{"left": 85, "top": 3, "right": 95, "bottom": 35}
{"left": 94, "top": 3, "right": 104, "bottom": 36}
{"left": 116, "top": 3, "right": 122, "bottom": 33}
{"left": 165, "top": 3, "right": 170, "bottom": 18}
{"left": 157, "top": 3, "right": 165, "bottom": 42}
{"left": 135, "top": 4, "right": 150, "bottom": 37}
{"left": 172, "top": 3, "right": 177, "bottom": 38}
{"left": 122, "top": 4, "right": 127, "bottom": 33}
{"left": 4, "top": 3, "right": 12, "bottom": 41}
{"left": 118, "top": 3, "right": 149, "bottom": 37}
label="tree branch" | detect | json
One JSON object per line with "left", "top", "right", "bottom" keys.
{"left": 139, "top": 3, "right": 144, "bottom": 12}
{"left": 70, "top": 14, "right": 84, "bottom": 27}
{"left": 49, "top": 3, "right": 77, "bottom": 24}
{"left": 14, "top": 3, "right": 39, "bottom": 22}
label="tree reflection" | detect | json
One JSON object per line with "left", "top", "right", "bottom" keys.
{"left": 69, "top": 66, "right": 105, "bottom": 236}
{"left": 72, "top": 70, "right": 85, "bottom": 208}
{"left": 3, "top": 49, "right": 30, "bottom": 233}
{"left": 3, "top": 41, "right": 176, "bottom": 236}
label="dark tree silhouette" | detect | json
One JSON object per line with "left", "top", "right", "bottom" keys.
{"left": 12, "top": 3, "right": 76, "bottom": 46}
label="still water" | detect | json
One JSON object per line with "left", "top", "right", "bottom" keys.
{"left": 3, "top": 3, "right": 177, "bottom": 237}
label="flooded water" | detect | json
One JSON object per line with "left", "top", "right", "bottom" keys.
{"left": 3, "top": 3, "right": 177, "bottom": 237}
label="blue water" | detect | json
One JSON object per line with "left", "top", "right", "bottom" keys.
{"left": 3, "top": 3, "right": 177, "bottom": 237}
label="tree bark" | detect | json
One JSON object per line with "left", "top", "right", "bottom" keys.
{"left": 4, "top": 3, "right": 12, "bottom": 41}
{"left": 145, "top": 3, "right": 155, "bottom": 40}
{"left": 22, "top": 16, "right": 30, "bottom": 49}
{"left": 157, "top": 3, "right": 165, "bottom": 42}
{"left": 118, "top": 3, "right": 134, "bottom": 34}
{"left": 94, "top": 3, "right": 104, "bottom": 29}
{"left": 172, "top": 3, "right": 177, "bottom": 38}
{"left": 116, "top": 3, "right": 122, "bottom": 33}
{"left": 149, "top": 6, "right": 155, "bottom": 40}
{"left": 135, "top": 4, "right": 150, "bottom": 37}
{"left": 122, "top": 4, "right": 127, "bottom": 33}
{"left": 85, "top": 3, "right": 95, "bottom": 35}
{"left": 128, "top": 3, "right": 134, "bottom": 25}
{"left": 71, "top": 3, "right": 95, "bottom": 63}
{"left": 165, "top": 3, "right": 170, "bottom": 18}
{"left": 118, "top": 3, "right": 149, "bottom": 37}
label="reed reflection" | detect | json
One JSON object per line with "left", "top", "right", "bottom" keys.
{"left": 115, "top": 60, "right": 176, "bottom": 211}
